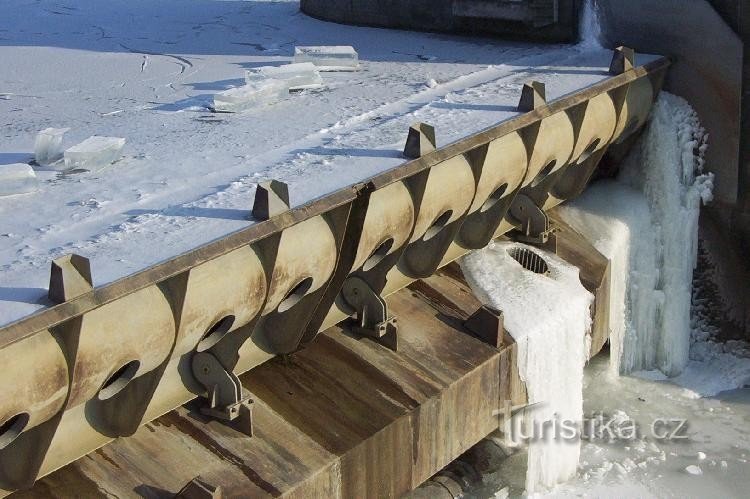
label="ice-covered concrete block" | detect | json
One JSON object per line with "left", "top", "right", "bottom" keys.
{"left": 0, "top": 163, "right": 39, "bottom": 197}
{"left": 63, "top": 136, "right": 125, "bottom": 170}
{"left": 293, "top": 46, "right": 359, "bottom": 71}
{"left": 245, "top": 63, "right": 323, "bottom": 90}
{"left": 213, "top": 79, "right": 290, "bottom": 113}
{"left": 34, "top": 127, "right": 69, "bottom": 167}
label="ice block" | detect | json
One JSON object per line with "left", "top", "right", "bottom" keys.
{"left": 293, "top": 46, "right": 359, "bottom": 71}
{"left": 212, "top": 79, "right": 290, "bottom": 113}
{"left": 63, "top": 136, "right": 126, "bottom": 170}
{"left": 34, "top": 127, "right": 69, "bottom": 167}
{"left": 0, "top": 163, "right": 39, "bottom": 197}
{"left": 245, "top": 63, "right": 323, "bottom": 90}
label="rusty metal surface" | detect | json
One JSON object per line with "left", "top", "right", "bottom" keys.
{"left": 0, "top": 54, "right": 668, "bottom": 495}
{"left": 20, "top": 267, "right": 507, "bottom": 498}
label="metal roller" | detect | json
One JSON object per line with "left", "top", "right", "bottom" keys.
{"left": 66, "top": 286, "right": 176, "bottom": 407}
{"left": 612, "top": 76, "right": 654, "bottom": 143}
{"left": 0, "top": 331, "right": 68, "bottom": 449}
{"left": 522, "top": 111, "right": 575, "bottom": 189}
{"left": 388, "top": 154, "right": 475, "bottom": 287}
{"left": 456, "top": 132, "right": 529, "bottom": 253}
{"left": 262, "top": 216, "right": 338, "bottom": 315}
{"left": 176, "top": 246, "right": 267, "bottom": 355}
{"left": 546, "top": 92, "right": 618, "bottom": 205}
{"left": 352, "top": 181, "right": 415, "bottom": 272}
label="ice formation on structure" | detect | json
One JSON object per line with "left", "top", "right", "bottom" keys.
{"left": 461, "top": 242, "right": 593, "bottom": 494}
{"left": 560, "top": 92, "right": 713, "bottom": 377}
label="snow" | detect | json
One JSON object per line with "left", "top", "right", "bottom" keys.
{"left": 0, "top": 0, "right": 659, "bottom": 327}
{"left": 461, "top": 242, "right": 593, "bottom": 493}
{"left": 63, "top": 136, "right": 126, "bottom": 170}
{"left": 293, "top": 45, "right": 359, "bottom": 71}
{"left": 0, "top": 163, "right": 38, "bottom": 197}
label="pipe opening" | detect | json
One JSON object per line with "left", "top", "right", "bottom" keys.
{"left": 363, "top": 238, "right": 394, "bottom": 272}
{"left": 530, "top": 160, "right": 557, "bottom": 187}
{"left": 0, "top": 412, "right": 29, "bottom": 450}
{"left": 196, "top": 315, "right": 236, "bottom": 352}
{"left": 480, "top": 183, "right": 509, "bottom": 213}
{"left": 278, "top": 277, "right": 314, "bottom": 312}
{"left": 577, "top": 138, "right": 601, "bottom": 164}
{"left": 423, "top": 210, "right": 453, "bottom": 241}
{"left": 507, "top": 247, "right": 549, "bottom": 275}
{"left": 98, "top": 360, "right": 140, "bottom": 401}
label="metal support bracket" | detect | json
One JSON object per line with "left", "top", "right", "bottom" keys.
{"left": 464, "top": 305, "right": 505, "bottom": 348}
{"left": 341, "top": 276, "right": 398, "bottom": 351}
{"left": 191, "top": 351, "right": 254, "bottom": 436}
{"left": 509, "top": 194, "right": 556, "bottom": 246}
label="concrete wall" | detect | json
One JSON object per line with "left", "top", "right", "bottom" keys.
{"left": 597, "top": 0, "right": 743, "bottom": 209}
{"left": 300, "top": 0, "right": 581, "bottom": 42}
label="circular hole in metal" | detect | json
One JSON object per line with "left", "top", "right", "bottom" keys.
{"left": 577, "top": 138, "right": 601, "bottom": 164}
{"left": 480, "top": 183, "right": 509, "bottom": 213}
{"left": 363, "top": 238, "right": 394, "bottom": 272}
{"left": 196, "top": 315, "right": 235, "bottom": 352}
{"left": 98, "top": 360, "right": 140, "bottom": 401}
{"left": 423, "top": 210, "right": 453, "bottom": 241}
{"left": 278, "top": 277, "right": 314, "bottom": 313}
{"left": 507, "top": 247, "right": 549, "bottom": 275}
{"left": 530, "top": 160, "right": 557, "bottom": 188}
{"left": 0, "top": 412, "right": 29, "bottom": 450}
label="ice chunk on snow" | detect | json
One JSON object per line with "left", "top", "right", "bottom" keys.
{"left": 213, "top": 79, "right": 289, "bottom": 113}
{"left": 245, "top": 63, "right": 323, "bottom": 90}
{"left": 293, "top": 46, "right": 359, "bottom": 71}
{"left": 685, "top": 465, "right": 702, "bottom": 475}
{"left": 64, "top": 136, "right": 125, "bottom": 170}
{"left": 0, "top": 163, "right": 38, "bottom": 197}
{"left": 34, "top": 127, "right": 69, "bottom": 166}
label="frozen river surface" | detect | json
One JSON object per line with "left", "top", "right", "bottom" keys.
{"left": 0, "top": 0, "right": 649, "bottom": 326}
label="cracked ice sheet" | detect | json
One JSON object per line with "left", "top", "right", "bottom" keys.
{"left": 0, "top": 0, "right": 659, "bottom": 326}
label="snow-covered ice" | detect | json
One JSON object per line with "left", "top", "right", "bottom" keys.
{"left": 64, "top": 136, "right": 126, "bottom": 171}
{"left": 0, "top": 0, "right": 658, "bottom": 327}
{"left": 293, "top": 45, "right": 359, "bottom": 71}
{"left": 34, "top": 127, "right": 69, "bottom": 167}
{"left": 212, "top": 79, "right": 290, "bottom": 112}
{"left": 461, "top": 242, "right": 593, "bottom": 493}
{"left": 246, "top": 63, "right": 323, "bottom": 90}
{"left": 0, "top": 163, "right": 38, "bottom": 197}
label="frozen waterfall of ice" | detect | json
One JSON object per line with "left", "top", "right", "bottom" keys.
{"left": 578, "top": 0, "right": 603, "bottom": 50}
{"left": 461, "top": 242, "right": 593, "bottom": 494}
{"left": 560, "top": 92, "right": 713, "bottom": 377}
